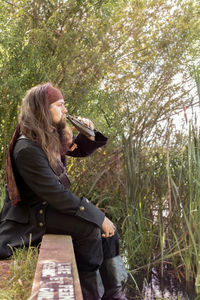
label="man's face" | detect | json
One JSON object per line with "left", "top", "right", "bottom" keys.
{"left": 49, "top": 99, "right": 67, "bottom": 124}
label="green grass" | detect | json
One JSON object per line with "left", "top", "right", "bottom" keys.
{"left": 0, "top": 246, "right": 38, "bottom": 300}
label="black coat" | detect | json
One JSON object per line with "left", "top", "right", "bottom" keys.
{"left": 0, "top": 132, "right": 107, "bottom": 259}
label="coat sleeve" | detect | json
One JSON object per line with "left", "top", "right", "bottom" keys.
{"left": 66, "top": 131, "right": 108, "bottom": 157}
{"left": 14, "top": 145, "right": 105, "bottom": 228}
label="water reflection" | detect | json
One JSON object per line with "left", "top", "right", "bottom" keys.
{"left": 127, "top": 266, "right": 196, "bottom": 300}
{"left": 143, "top": 267, "right": 191, "bottom": 300}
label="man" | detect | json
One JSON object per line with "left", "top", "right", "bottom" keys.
{"left": 0, "top": 83, "right": 127, "bottom": 300}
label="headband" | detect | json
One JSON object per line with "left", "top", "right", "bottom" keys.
{"left": 45, "top": 84, "right": 64, "bottom": 104}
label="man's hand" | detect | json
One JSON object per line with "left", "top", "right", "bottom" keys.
{"left": 101, "top": 216, "right": 116, "bottom": 238}
{"left": 76, "top": 117, "right": 95, "bottom": 141}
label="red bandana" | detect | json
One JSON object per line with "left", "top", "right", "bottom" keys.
{"left": 45, "top": 84, "right": 64, "bottom": 104}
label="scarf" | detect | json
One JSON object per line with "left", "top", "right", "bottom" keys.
{"left": 5, "top": 124, "right": 21, "bottom": 206}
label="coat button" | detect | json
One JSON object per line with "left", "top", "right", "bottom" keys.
{"left": 86, "top": 199, "right": 89, "bottom": 203}
{"left": 39, "top": 210, "right": 43, "bottom": 214}
{"left": 80, "top": 206, "right": 85, "bottom": 211}
{"left": 39, "top": 222, "right": 44, "bottom": 227}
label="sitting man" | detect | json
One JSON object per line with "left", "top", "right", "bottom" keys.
{"left": 0, "top": 83, "right": 127, "bottom": 300}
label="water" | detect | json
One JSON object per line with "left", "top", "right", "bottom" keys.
{"left": 126, "top": 266, "right": 197, "bottom": 300}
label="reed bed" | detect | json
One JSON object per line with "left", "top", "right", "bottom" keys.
{"left": 120, "top": 121, "right": 200, "bottom": 294}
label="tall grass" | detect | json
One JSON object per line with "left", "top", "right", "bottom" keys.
{"left": 122, "top": 135, "right": 163, "bottom": 270}
{"left": 120, "top": 120, "right": 200, "bottom": 294}
{"left": 173, "top": 126, "right": 200, "bottom": 288}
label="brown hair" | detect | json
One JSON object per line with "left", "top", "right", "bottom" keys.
{"left": 19, "top": 83, "right": 68, "bottom": 167}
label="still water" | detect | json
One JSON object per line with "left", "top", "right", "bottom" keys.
{"left": 126, "top": 266, "right": 197, "bottom": 300}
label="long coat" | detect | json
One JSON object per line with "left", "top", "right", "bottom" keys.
{"left": 0, "top": 132, "right": 107, "bottom": 259}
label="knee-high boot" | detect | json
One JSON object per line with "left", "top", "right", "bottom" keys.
{"left": 100, "top": 255, "right": 128, "bottom": 300}
{"left": 79, "top": 270, "right": 104, "bottom": 300}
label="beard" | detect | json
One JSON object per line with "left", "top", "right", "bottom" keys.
{"left": 53, "top": 115, "right": 73, "bottom": 154}
{"left": 53, "top": 114, "right": 66, "bottom": 131}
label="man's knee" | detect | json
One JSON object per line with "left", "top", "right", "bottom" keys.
{"left": 73, "top": 225, "right": 103, "bottom": 272}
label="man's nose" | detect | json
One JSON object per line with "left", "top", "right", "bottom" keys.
{"left": 62, "top": 106, "right": 67, "bottom": 113}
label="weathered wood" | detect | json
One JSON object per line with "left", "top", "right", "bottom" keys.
{"left": 30, "top": 234, "right": 83, "bottom": 300}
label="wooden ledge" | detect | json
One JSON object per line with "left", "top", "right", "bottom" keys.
{"left": 30, "top": 234, "right": 83, "bottom": 300}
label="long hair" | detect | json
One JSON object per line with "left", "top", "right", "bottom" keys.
{"left": 19, "top": 83, "right": 66, "bottom": 168}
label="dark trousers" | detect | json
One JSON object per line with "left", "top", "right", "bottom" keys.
{"left": 45, "top": 205, "right": 120, "bottom": 272}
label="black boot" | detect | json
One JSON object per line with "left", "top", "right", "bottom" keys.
{"left": 100, "top": 255, "right": 128, "bottom": 300}
{"left": 79, "top": 269, "right": 104, "bottom": 300}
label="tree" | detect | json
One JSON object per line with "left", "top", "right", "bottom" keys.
{"left": 0, "top": 0, "right": 199, "bottom": 171}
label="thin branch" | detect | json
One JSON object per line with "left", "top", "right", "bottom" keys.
{"left": 3, "top": 0, "right": 42, "bottom": 21}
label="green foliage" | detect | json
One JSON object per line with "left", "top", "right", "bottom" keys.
{"left": 0, "top": 0, "right": 199, "bottom": 174}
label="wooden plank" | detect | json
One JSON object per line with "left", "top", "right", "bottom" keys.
{"left": 30, "top": 234, "right": 83, "bottom": 300}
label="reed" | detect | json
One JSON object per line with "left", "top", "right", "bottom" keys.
{"left": 165, "top": 125, "right": 200, "bottom": 287}
{"left": 121, "top": 121, "right": 200, "bottom": 293}
{"left": 122, "top": 136, "right": 162, "bottom": 270}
